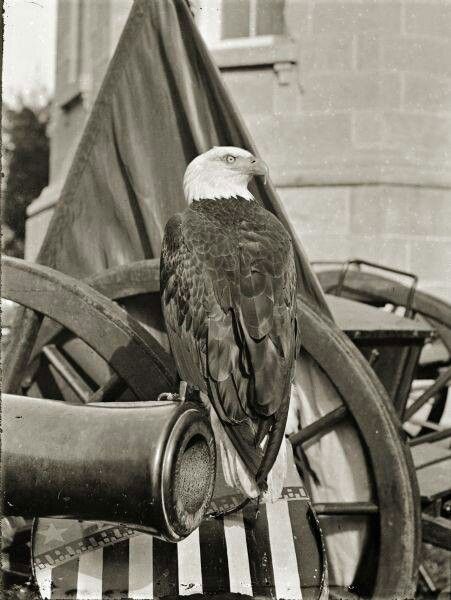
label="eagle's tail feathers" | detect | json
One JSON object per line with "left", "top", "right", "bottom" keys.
{"left": 209, "top": 405, "right": 287, "bottom": 502}
{"left": 256, "top": 399, "right": 290, "bottom": 488}
{"left": 210, "top": 408, "right": 260, "bottom": 498}
{"left": 262, "top": 436, "right": 288, "bottom": 503}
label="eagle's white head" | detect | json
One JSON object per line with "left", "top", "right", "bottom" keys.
{"left": 183, "top": 146, "right": 268, "bottom": 204}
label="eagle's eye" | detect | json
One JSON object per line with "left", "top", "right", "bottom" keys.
{"left": 225, "top": 155, "right": 236, "bottom": 164}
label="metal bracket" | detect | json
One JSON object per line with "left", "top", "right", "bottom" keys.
{"left": 273, "top": 61, "right": 293, "bottom": 86}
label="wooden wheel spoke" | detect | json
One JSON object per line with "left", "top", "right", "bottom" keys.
{"left": 3, "top": 306, "right": 43, "bottom": 394}
{"left": 313, "top": 502, "right": 379, "bottom": 516}
{"left": 89, "top": 372, "right": 128, "bottom": 403}
{"left": 408, "top": 426, "right": 451, "bottom": 447}
{"left": 289, "top": 405, "right": 348, "bottom": 446}
{"left": 404, "top": 365, "right": 451, "bottom": 422}
{"left": 42, "top": 345, "right": 92, "bottom": 404}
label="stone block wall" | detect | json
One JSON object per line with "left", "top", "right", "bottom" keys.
{"left": 220, "top": 0, "right": 451, "bottom": 301}
{"left": 279, "top": 186, "right": 451, "bottom": 300}
{"left": 27, "top": 0, "right": 451, "bottom": 302}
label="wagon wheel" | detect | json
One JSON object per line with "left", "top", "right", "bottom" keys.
{"left": 17, "top": 258, "right": 420, "bottom": 598}
{"left": 315, "top": 261, "right": 451, "bottom": 435}
{"left": 2, "top": 256, "right": 177, "bottom": 403}
{"left": 3, "top": 257, "right": 420, "bottom": 597}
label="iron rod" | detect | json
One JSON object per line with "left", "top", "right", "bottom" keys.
{"left": 289, "top": 405, "right": 348, "bottom": 446}
{"left": 313, "top": 502, "right": 379, "bottom": 515}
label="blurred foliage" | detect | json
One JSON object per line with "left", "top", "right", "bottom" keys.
{"left": 2, "top": 100, "right": 50, "bottom": 257}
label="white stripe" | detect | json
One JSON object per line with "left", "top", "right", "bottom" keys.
{"left": 128, "top": 534, "right": 154, "bottom": 599}
{"left": 223, "top": 512, "right": 253, "bottom": 596}
{"left": 266, "top": 501, "right": 303, "bottom": 600}
{"left": 177, "top": 527, "right": 203, "bottom": 595}
{"left": 35, "top": 566, "right": 52, "bottom": 599}
{"left": 76, "top": 547, "right": 103, "bottom": 599}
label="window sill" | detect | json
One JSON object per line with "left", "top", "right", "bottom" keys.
{"left": 58, "top": 82, "right": 83, "bottom": 111}
{"left": 210, "top": 35, "right": 297, "bottom": 69}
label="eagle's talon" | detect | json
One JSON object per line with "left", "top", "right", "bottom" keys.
{"left": 157, "top": 383, "right": 188, "bottom": 403}
{"left": 157, "top": 392, "right": 179, "bottom": 402}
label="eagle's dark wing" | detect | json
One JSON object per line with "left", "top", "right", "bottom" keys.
{"left": 160, "top": 199, "right": 299, "bottom": 486}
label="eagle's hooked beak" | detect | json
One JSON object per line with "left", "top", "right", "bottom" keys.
{"left": 249, "top": 157, "right": 269, "bottom": 183}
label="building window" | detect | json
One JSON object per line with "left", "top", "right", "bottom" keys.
{"left": 195, "top": 0, "right": 285, "bottom": 47}
{"left": 222, "top": 0, "right": 284, "bottom": 40}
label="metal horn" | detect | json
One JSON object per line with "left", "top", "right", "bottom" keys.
{"left": 2, "top": 394, "right": 216, "bottom": 542}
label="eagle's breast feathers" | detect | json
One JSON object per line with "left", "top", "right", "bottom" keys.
{"left": 160, "top": 197, "right": 299, "bottom": 486}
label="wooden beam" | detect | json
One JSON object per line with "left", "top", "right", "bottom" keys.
{"left": 422, "top": 514, "right": 451, "bottom": 550}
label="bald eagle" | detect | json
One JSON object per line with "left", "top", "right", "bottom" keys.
{"left": 160, "top": 146, "right": 299, "bottom": 502}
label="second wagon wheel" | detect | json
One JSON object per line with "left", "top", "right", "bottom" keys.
{"left": 315, "top": 260, "right": 451, "bottom": 436}
{"left": 21, "top": 258, "right": 421, "bottom": 599}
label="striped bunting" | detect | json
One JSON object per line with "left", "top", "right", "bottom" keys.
{"left": 33, "top": 486, "right": 323, "bottom": 599}
{"left": 178, "top": 527, "right": 202, "bottom": 595}
{"left": 223, "top": 512, "right": 252, "bottom": 596}
{"left": 267, "top": 501, "right": 303, "bottom": 599}
{"left": 77, "top": 548, "right": 103, "bottom": 599}
{"left": 128, "top": 534, "right": 153, "bottom": 598}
